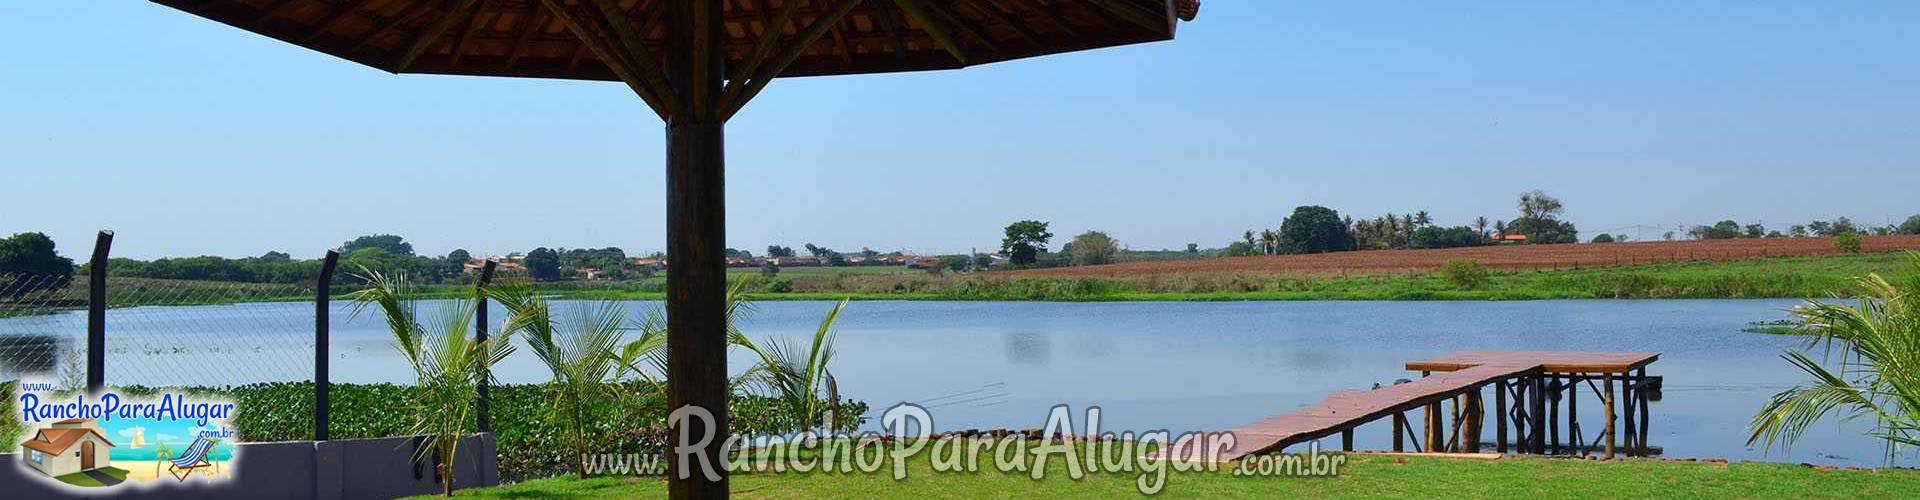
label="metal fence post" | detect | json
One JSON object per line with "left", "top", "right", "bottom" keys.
{"left": 86, "top": 230, "right": 113, "bottom": 393}
{"left": 315, "top": 250, "right": 340, "bottom": 441}
{"left": 475, "top": 260, "right": 498, "bottom": 433}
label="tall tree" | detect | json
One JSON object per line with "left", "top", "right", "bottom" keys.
{"left": 1900, "top": 215, "right": 1920, "bottom": 235}
{"left": 524, "top": 247, "right": 562, "bottom": 281}
{"left": 1001, "top": 220, "right": 1054, "bottom": 266}
{"left": 1279, "top": 206, "right": 1356, "bottom": 254}
{"left": 0, "top": 232, "right": 76, "bottom": 299}
{"left": 1066, "top": 231, "right": 1120, "bottom": 266}
{"left": 1512, "top": 190, "right": 1577, "bottom": 243}
{"left": 342, "top": 234, "right": 414, "bottom": 256}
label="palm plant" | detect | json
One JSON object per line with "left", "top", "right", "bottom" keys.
{"left": 619, "top": 283, "right": 851, "bottom": 435}
{"left": 491, "top": 286, "right": 630, "bottom": 479}
{"left": 350, "top": 269, "right": 513, "bottom": 497}
{"left": 732, "top": 299, "right": 850, "bottom": 434}
{"left": 1748, "top": 253, "right": 1920, "bottom": 463}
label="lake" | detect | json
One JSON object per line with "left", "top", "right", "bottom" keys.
{"left": 0, "top": 299, "right": 1892, "bottom": 466}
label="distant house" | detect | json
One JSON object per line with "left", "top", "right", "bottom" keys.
{"left": 632, "top": 258, "right": 667, "bottom": 270}
{"left": 725, "top": 257, "right": 759, "bottom": 268}
{"left": 20, "top": 418, "right": 115, "bottom": 478}
{"left": 574, "top": 268, "right": 602, "bottom": 280}
{"left": 1494, "top": 234, "right": 1527, "bottom": 244}
{"left": 906, "top": 257, "right": 943, "bottom": 269}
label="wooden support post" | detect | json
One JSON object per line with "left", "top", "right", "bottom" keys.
{"left": 1530, "top": 375, "right": 1546, "bottom": 454}
{"left": 86, "top": 230, "right": 112, "bottom": 393}
{"left": 1465, "top": 387, "right": 1483, "bottom": 452}
{"left": 474, "top": 260, "right": 497, "bottom": 433}
{"left": 1603, "top": 373, "right": 1616, "bottom": 459}
{"left": 1547, "top": 377, "right": 1560, "bottom": 454}
{"left": 1392, "top": 412, "right": 1405, "bottom": 452}
{"left": 1341, "top": 428, "right": 1353, "bottom": 452}
{"left": 666, "top": 2, "right": 729, "bottom": 498}
{"left": 1424, "top": 401, "right": 1441, "bottom": 452}
{"left": 1622, "top": 373, "right": 1636, "bottom": 456}
{"left": 314, "top": 250, "right": 339, "bottom": 441}
{"left": 1494, "top": 380, "right": 1508, "bottom": 453}
{"left": 1637, "top": 368, "right": 1651, "bottom": 455}
{"left": 1568, "top": 374, "right": 1581, "bottom": 456}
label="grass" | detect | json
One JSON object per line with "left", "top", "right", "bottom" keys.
{"left": 53, "top": 466, "right": 128, "bottom": 487}
{"left": 9, "top": 253, "right": 1911, "bottom": 309}
{"left": 416, "top": 454, "right": 1920, "bottom": 499}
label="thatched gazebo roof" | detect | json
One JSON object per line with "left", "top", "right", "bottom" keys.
{"left": 155, "top": 0, "right": 1196, "bottom": 80}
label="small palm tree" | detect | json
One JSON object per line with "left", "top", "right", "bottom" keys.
{"left": 350, "top": 269, "right": 513, "bottom": 497}
{"left": 1749, "top": 253, "right": 1920, "bottom": 463}
{"left": 733, "top": 299, "right": 849, "bottom": 434}
{"left": 491, "top": 287, "right": 630, "bottom": 479}
{"left": 620, "top": 283, "right": 850, "bottom": 435}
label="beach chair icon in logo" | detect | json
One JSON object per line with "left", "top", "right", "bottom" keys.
{"left": 166, "top": 436, "right": 219, "bottom": 482}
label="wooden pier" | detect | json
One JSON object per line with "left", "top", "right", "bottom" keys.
{"left": 1181, "top": 350, "right": 1660, "bottom": 463}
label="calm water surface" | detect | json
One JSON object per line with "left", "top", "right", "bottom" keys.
{"left": 0, "top": 299, "right": 1894, "bottom": 466}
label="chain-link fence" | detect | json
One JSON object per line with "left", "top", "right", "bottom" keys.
{"left": 0, "top": 273, "right": 87, "bottom": 388}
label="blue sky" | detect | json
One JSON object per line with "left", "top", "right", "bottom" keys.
{"left": 4, "top": 1, "right": 1917, "bottom": 259}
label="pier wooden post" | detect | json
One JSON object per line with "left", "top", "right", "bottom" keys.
{"left": 1392, "top": 412, "right": 1405, "bottom": 452}
{"left": 1464, "top": 387, "right": 1483, "bottom": 452}
{"left": 1494, "top": 380, "right": 1508, "bottom": 453}
{"left": 1424, "top": 401, "right": 1442, "bottom": 452}
{"left": 1603, "top": 373, "right": 1616, "bottom": 459}
{"left": 1622, "top": 372, "right": 1636, "bottom": 456}
{"left": 1548, "top": 377, "right": 1560, "bottom": 454}
{"left": 1568, "top": 375, "right": 1580, "bottom": 456}
{"left": 1637, "top": 368, "right": 1651, "bottom": 455}
{"left": 1530, "top": 375, "right": 1547, "bottom": 454}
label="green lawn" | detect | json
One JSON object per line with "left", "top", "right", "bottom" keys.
{"left": 53, "top": 466, "right": 128, "bottom": 487}
{"left": 423, "top": 455, "right": 1920, "bottom": 499}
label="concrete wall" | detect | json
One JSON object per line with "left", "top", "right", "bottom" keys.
{"left": 0, "top": 433, "right": 497, "bottom": 500}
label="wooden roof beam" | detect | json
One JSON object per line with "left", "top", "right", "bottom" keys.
{"left": 893, "top": 0, "right": 969, "bottom": 65}
{"left": 923, "top": 1, "right": 999, "bottom": 53}
{"left": 253, "top": 0, "right": 303, "bottom": 23}
{"left": 1023, "top": 0, "right": 1080, "bottom": 37}
{"left": 872, "top": 3, "right": 907, "bottom": 61}
{"left": 394, "top": 0, "right": 480, "bottom": 71}
{"left": 720, "top": 0, "right": 862, "bottom": 121}
{"left": 306, "top": 0, "right": 377, "bottom": 42}
{"left": 449, "top": 0, "right": 494, "bottom": 69}
{"left": 504, "top": 5, "right": 549, "bottom": 68}
{"left": 348, "top": 1, "right": 435, "bottom": 52}
{"left": 962, "top": 0, "right": 1038, "bottom": 46}
{"left": 1086, "top": 0, "right": 1171, "bottom": 36}
{"left": 542, "top": 0, "right": 674, "bottom": 119}
{"left": 721, "top": 0, "right": 807, "bottom": 105}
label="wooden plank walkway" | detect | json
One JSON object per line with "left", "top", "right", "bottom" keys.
{"left": 1406, "top": 350, "right": 1658, "bottom": 374}
{"left": 1179, "top": 350, "right": 1657, "bottom": 463}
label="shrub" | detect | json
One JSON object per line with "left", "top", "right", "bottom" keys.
{"left": 1834, "top": 232, "right": 1863, "bottom": 253}
{"left": 1438, "top": 259, "right": 1489, "bottom": 290}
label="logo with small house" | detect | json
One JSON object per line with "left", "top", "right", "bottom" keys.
{"left": 19, "top": 418, "right": 115, "bottom": 479}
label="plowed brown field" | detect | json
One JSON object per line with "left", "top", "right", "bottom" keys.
{"left": 1015, "top": 235, "right": 1920, "bottom": 277}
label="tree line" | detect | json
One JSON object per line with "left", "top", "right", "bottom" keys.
{"left": 1217, "top": 190, "right": 1579, "bottom": 257}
